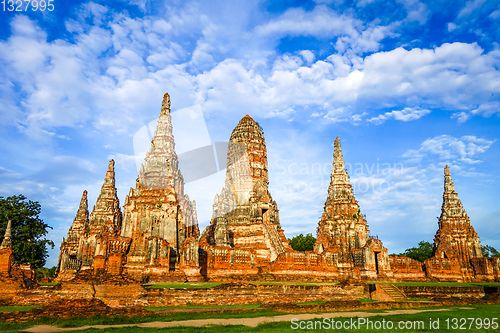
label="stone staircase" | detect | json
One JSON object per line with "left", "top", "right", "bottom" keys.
{"left": 263, "top": 223, "right": 286, "bottom": 257}
{"left": 379, "top": 284, "right": 407, "bottom": 301}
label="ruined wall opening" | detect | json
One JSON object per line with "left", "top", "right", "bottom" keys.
{"left": 374, "top": 251, "right": 380, "bottom": 274}
{"left": 262, "top": 208, "right": 269, "bottom": 224}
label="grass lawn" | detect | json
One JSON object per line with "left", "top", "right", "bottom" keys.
{"left": 10, "top": 303, "right": 499, "bottom": 332}
{"left": 357, "top": 298, "right": 378, "bottom": 303}
{"left": 0, "top": 308, "right": 287, "bottom": 332}
{"left": 0, "top": 305, "right": 41, "bottom": 312}
{"left": 143, "top": 282, "right": 223, "bottom": 289}
{"left": 143, "top": 281, "right": 340, "bottom": 289}
{"left": 251, "top": 282, "right": 340, "bottom": 286}
{"left": 295, "top": 301, "right": 328, "bottom": 305}
{"left": 370, "top": 281, "right": 500, "bottom": 287}
{"left": 145, "top": 304, "right": 262, "bottom": 310}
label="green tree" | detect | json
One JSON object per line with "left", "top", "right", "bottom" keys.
{"left": 36, "top": 266, "right": 57, "bottom": 279}
{"left": 482, "top": 245, "right": 500, "bottom": 258}
{"left": 401, "top": 241, "right": 433, "bottom": 263}
{"left": 288, "top": 233, "right": 316, "bottom": 251}
{"left": 0, "top": 195, "right": 54, "bottom": 268}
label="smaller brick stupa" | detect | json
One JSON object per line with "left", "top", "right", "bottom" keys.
{"left": 56, "top": 160, "right": 131, "bottom": 281}
{"left": 425, "top": 165, "right": 499, "bottom": 281}
{"left": 55, "top": 191, "right": 89, "bottom": 276}
{"left": 315, "top": 137, "right": 391, "bottom": 278}
{"left": 0, "top": 220, "right": 13, "bottom": 276}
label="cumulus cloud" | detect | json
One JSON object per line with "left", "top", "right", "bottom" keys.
{"left": 255, "top": 5, "right": 396, "bottom": 55}
{"left": 403, "top": 135, "right": 495, "bottom": 164}
{"left": 458, "top": 0, "right": 488, "bottom": 19}
{"left": 2, "top": 6, "right": 499, "bottom": 139}
{"left": 369, "top": 107, "right": 431, "bottom": 124}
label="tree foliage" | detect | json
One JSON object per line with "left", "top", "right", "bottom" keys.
{"left": 482, "top": 245, "right": 500, "bottom": 258}
{"left": 37, "top": 266, "right": 57, "bottom": 279}
{"left": 0, "top": 195, "right": 54, "bottom": 268}
{"left": 400, "top": 240, "right": 433, "bottom": 263}
{"left": 288, "top": 233, "right": 316, "bottom": 251}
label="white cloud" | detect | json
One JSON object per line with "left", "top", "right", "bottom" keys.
{"left": 2, "top": 8, "right": 499, "bottom": 140}
{"left": 299, "top": 50, "right": 315, "bottom": 64}
{"left": 490, "top": 10, "right": 500, "bottom": 19}
{"left": 458, "top": 0, "right": 487, "bottom": 18}
{"left": 451, "top": 111, "right": 471, "bottom": 123}
{"left": 471, "top": 102, "right": 500, "bottom": 117}
{"left": 397, "top": 0, "right": 430, "bottom": 24}
{"left": 447, "top": 22, "right": 459, "bottom": 32}
{"left": 369, "top": 107, "right": 431, "bottom": 124}
{"left": 403, "top": 135, "right": 495, "bottom": 164}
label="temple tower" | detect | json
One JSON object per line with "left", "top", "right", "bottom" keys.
{"left": 56, "top": 191, "right": 89, "bottom": 274}
{"left": 55, "top": 160, "right": 125, "bottom": 280}
{"left": 316, "top": 137, "right": 369, "bottom": 254}
{"left": 432, "top": 166, "right": 482, "bottom": 263}
{"left": 315, "top": 137, "right": 390, "bottom": 278}
{"left": 0, "top": 220, "right": 14, "bottom": 276}
{"left": 0, "top": 220, "right": 12, "bottom": 250}
{"left": 120, "top": 93, "right": 199, "bottom": 279}
{"left": 201, "top": 115, "right": 290, "bottom": 264}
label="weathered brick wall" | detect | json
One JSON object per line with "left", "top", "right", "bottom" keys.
{"left": 0, "top": 248, "right": 13, "bottom": 275}
{"left": 389, "top": 255, "right": 426, "bottom": 280}
{"left": 0, "top": 298, "right": 148, "bottom": 323}
{"left": 145, "top": 283, "right": 367, "bottom": 307}
{"left": 399, "top": 285, "right": 486, "bottom": 298}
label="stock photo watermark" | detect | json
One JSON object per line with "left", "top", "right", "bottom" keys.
{"left": 291, "top": 317, "right": 499, "bottom": 330}
{"left": 274, "top": 159, "right": 404, "bottom": 195}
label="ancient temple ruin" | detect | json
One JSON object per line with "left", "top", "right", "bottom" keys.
{"left": 56, "top": 160, "right": 129, "bottom": 280}
{"left": 425, "top": 166, "right": 499, "bottom": 281}
{"left": 315, "top": 137, "right": 391, "bottom": 278}
{"left": 120, "top": 93, "right": 199, "bottom": 281}
{"left": 0, "top": 220, "right": 38, "bottom": 290}
{"left": 54, "top": 93, "right": 498, "bottom": 283}
{"left": 56, "top": 93, "right": 200, "bottom": 282}
{"left": 199, "top": 115, "right": 291, "bottom": 279}
{"left": 0, "top": 220, "right": 13, "bottom": 276}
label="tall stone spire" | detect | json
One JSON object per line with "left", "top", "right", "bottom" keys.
{"left": 0, "top": 220, "right": 12, "bottom": 250}
{"left": 138, "top": 92, "right": 180, "bottom": 191}
{"left": 330, "top": 137, "right": 353, "bottom": 195}
{"left": 133, "top": 92, "right": 198, "bottom": 230}
{"left": 316, "top": 137, "right": 369, "bottom": 254}
{"left": 120, "top": 92, "right": 199, "bottom": 278}
{"left": 89, "top": 159, "right": 122, "bottom": 232}
{"left": 444, "top": 165, "right": 455, "bottom": 194}
{"left": 433, "top": 165, "right": 482, "bottom": 262}
{"left": 67, "top": 191, "right": 89, "bottom": 240}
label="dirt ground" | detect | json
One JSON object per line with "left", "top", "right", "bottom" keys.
{"left": 24, "top": 307, "right": 468, "bottom": 333}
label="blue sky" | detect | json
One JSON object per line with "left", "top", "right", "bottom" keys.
{"left": 0, "top": 0, "right": 499, "bottom": 267}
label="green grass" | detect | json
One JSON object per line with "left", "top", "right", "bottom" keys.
{"left": 251, "top": 281, "right": 340, "bottom": 286}
{"left": 142, "top": 281, "right": 341, "bottom": 289}
{"left": 357, "top": 298, "right": 378, "bottom": 303}
{"left": 143, "top": 282, "right": 223, "bottom": 289}
{"left": 145, "top": 304, "right": 262, "bottom": 310}
{"left": 14, "top": 304, "right": 500, "bottom": 332}
{"left": 38, "top": 282, "right": 60, "bottom": 286}
{"left": 370, "top": 281, "right": 500, "bottom": 287}
{"left": 295, "top": 300, "right": 328, "bottom": 305}
{"left": 0, "top": 305, "right": 41, "bottom": 312}
{"left": 0, "top": 308, "right": 287, "bottom": 332}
